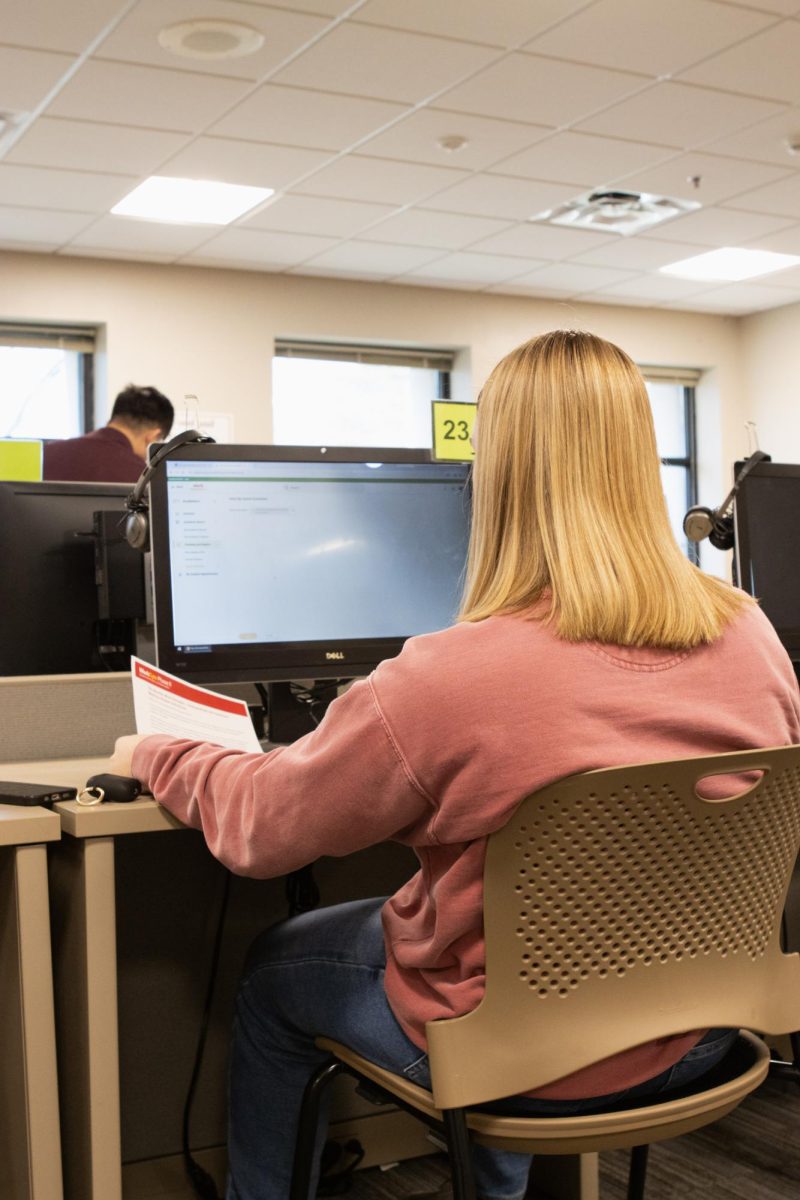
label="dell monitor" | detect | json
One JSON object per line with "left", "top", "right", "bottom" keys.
{"left": 149, "top": 446, "right": 471, "bottom": 684}
{"left": 0, "top": 480, "right": 145, "bottom": 676}
{"left": 733, "top": 459, "right": 800, "bottom": 658}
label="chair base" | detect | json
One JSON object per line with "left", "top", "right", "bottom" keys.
{"left": 288, "top": 1032, "right": 769, "bottom": 1200}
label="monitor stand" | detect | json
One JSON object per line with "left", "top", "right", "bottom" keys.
{"left": 266, "top": 680, "right": 340, "bottom": 746}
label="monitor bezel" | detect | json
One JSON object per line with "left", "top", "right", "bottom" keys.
{"left": 149, "top": 444, "right": 471, "bottom": 683}
{"left": 733, "top": 459, "right": 800, "bottom": 654}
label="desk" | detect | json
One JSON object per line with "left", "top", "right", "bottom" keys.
{"left": 0, "top": 803, "right": 62, "bottom": 1200}
{"left": 6, "top": 756, "right": 597, "bottom": 1200}
{"left": 5, "top": 758, "right": 436, "bottom": 1200}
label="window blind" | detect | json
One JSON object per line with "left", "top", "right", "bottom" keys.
{"left": 274, "top": 339, "right": 454, "bottom": 372}
{"left": 0, "top": 323, "right": 97, "bottom": 353}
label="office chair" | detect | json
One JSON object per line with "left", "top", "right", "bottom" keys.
{"left": 289, "top": 745, "right": 800, "bottom": 1200}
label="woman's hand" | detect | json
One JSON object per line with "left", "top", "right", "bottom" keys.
{"left": 108, "top": 733, "right": 150, "bottom": 779}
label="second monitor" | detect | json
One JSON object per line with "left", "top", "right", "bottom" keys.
{"left": 149, "top": 446, "right": 471, "bottom": 685}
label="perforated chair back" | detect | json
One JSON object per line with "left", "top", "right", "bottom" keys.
{"left": 426, "top": 746, "right": 800, "bottom": 1110}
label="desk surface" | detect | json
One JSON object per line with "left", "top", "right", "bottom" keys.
{"left": 1, "top": 757, "right": 180, "bottom": 838}
{"left": 0, "top": 802, "right": 60, "bottom": 846}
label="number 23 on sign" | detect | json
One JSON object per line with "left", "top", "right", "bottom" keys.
{"left": 432, "top": 401, "right": 477, "bottom": 461}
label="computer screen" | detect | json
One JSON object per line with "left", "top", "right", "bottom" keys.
{"left": 0, "top": 480, "right": 142, "bottom": 675}
{"left": 149, "top": 446, "right": 471, "bottom": 682}
{"left": 733, "top": 460, "right": 800, "bottom": 657}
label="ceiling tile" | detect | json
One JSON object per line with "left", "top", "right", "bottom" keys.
{"left": 680, "top": 19, "right": 800, "bottom": 104}
{"left": 747, "top": 262, "right": 800, "bottom": 287}
{"left": 290, "top": 239, "right": 445, "bottom": 277}
{"left": 570, "top": 235, "right": 712, "bottom": 270}
{"left": 273, "top": 23, "right": 496, "bottom": 104}
{"left": 294, "top": 155, "right": 470, "bottom": 205}
{"left": 703, "top": 106, "right": 800, "bottom": 165}
{"left": 611, "top": 153, "right": 792, "bottom": 206}
{"left": 645, "top": 205, "right": 795, "bottom": 245}
{"left": 712, "top": 0, "right": 800, "bottom": 12}
{"left": 46, "top": 60, "right": 251, "bottom": 132}
{"left": 468, "top": 222, "right": 618, "bottom": 260}
{"left": 0, "top": 46, "right": 76, "bottom": 113}
{"left": 241, "top": 193, "right": 397, "bottom": 237}
{"left": 184, "top": 227, "right": 339, "bottom": 269}
{"left": 6, "top": 117, "right": 189, "bottom": 175}
{"left": 0, "top": 204, "right": 95, "bottom": 247}
{"left": 355, "top": 0, "right": 592, "bottom": 50}
{"left": 95, "top": 0, "right": 329, "bottom": 81}
{"left": 252, "top": 0, "right": 354, "bottom": 14}
{"left": 498, "top": 261, "right": 637, "bottom": 293}
{"left": 676, "top": 282, "right": 796, "bottom": 311}
{"left": 526, "top": 0, "right": 774, "bottom": 77}
{"left": 746, "top": 223, "right": 800, "bottom": 254}
{"left": 0, "top": 0, "right": 127, "bottom": 55}
{"left": 66, "top": 214, "right": 217, "bottom": 255}
{"left": 591, "top": 274, "right": 725, "bottom": 302}
{"left": 720, "top": 171, "right": 800, "bottom": 217}
{"left": 489, "top": 130, "right": 675, "bottom": 187}
{"left": 0, "top": 163, "right": 135, "bottom": 213}
{"left": 399, "top": 251, "right": 539, "bottom": 285}
{"left": 356, "top": 108, "right": 551, "bottom": 171}
{"left": 209, "top": 84, "right": 407, "bottom": 151}
{"left": 61, "top": 245, "right": 179, "bottom": 264}
{"left": 578, "top": 81, "right": 784, "bottom": 148}
{"left": 423, "top": 175, "right": 577, "bottom": 221}
{"left": 358, "top": 208, "right": 512, "bottom": 250}
{"left": 438, "top": 53, "right": 647, "bottom": 127}
{"left": 159, "top": 137, "right": 331, "bottom": 189}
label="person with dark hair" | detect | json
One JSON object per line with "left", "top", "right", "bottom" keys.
{"left": 42, "top": 384, "right": 174, "bottom": 483}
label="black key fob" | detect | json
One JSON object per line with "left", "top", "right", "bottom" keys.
{"left": 80, "top": 774, "right": 143, "bottom": 805}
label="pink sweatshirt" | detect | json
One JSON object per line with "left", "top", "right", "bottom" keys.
{"left": 132, "top": 599, "right": 800, "bottom": 1099}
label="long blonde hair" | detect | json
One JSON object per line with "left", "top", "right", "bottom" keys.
{"left": 459, "top": 330, "right": 751, "bottom": 647}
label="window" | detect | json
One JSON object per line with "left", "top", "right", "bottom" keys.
{"left": 0, "top": 325, "right": 95, "bottom": 441}
{"left": 272, "top": 341, "right": 452, "bottom": 448}
{"left": 642, "top": 367, "right": 699, "bottom": 561}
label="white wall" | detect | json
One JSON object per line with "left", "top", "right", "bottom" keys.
{"left": 740, "top": 299, "right": 800, "bottom": 463}
{"left": 0, "top": 249, "right": 753, "bottom": 573}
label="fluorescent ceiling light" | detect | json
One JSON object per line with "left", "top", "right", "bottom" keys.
{"left": 660, "top": 246, "right": 800, "bottom": 281}
{"left": 111, "top": 176, "right": 273, "bottom": 225}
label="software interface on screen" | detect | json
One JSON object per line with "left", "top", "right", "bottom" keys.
{"left": 164, "top": 458, "right": 469, "bottom": 651}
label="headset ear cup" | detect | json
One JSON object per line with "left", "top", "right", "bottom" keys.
{"left": 708, "top": 515, "right": 734, "bottom": 552}
{"left": 683, "top": 506, "right": 715, "bottom": 542}
{"left": 125, "top": 509, "right": 150, "bottom": 553}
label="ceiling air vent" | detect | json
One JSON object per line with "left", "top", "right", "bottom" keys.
{"left": 531, "top": 189, "right": 700, "bottom": 236}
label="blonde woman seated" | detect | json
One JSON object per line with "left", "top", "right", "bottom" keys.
{"left": 110, "top": 331, "right": 800, "bottom": 1200}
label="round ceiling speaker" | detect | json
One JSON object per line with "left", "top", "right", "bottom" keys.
{"left": 158, "top": 19, "right": 265, "bottom": 60}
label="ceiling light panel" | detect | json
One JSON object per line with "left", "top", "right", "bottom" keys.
{"left": 111, "top": 176, "right": 273, "bottom": 224}
{"left": 660, "top": 246, "right": 800, "bottom": 281}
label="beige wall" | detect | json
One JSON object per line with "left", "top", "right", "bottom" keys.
{"left": 0, "top": 249, "right": 757, "bottom": 572}
{"left": 740, "top": 299, "right": 800, "bottom": 462}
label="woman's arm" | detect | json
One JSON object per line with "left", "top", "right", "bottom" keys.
{"left": 126, "top": 676, "right": 436, "bottom": 877}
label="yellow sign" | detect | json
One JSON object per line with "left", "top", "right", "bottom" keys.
{"left": 0, "top": 438, "right": 43, "bottom": 481}
{"left": 432, "top": 401, "right": 476, "bottom": 462}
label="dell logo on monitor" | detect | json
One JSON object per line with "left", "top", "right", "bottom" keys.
{"left": 325, "top": 650, "right": 345, "bottom": 660}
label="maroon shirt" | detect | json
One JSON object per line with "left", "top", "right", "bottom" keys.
{"left": 42, "top": 426, "right": 145, "bottom": 483}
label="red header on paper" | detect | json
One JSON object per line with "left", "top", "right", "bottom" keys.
{"left": 134, "top": 661, "right": 245, "bottom": 716}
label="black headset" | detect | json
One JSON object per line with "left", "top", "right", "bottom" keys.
{"left": 682, "top": 450, "right": 770, "bottom": 551}
{"left": 124, "top": 429, "right": 215, "bottom": 552}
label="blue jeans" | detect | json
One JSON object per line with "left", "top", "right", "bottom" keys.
{"left": 226, "top": 897, "right": 737, "bottom": 1200}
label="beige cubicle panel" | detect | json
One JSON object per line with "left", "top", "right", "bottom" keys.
{"left": 0, "top": 805, "right": 63, "bottom": 1200}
